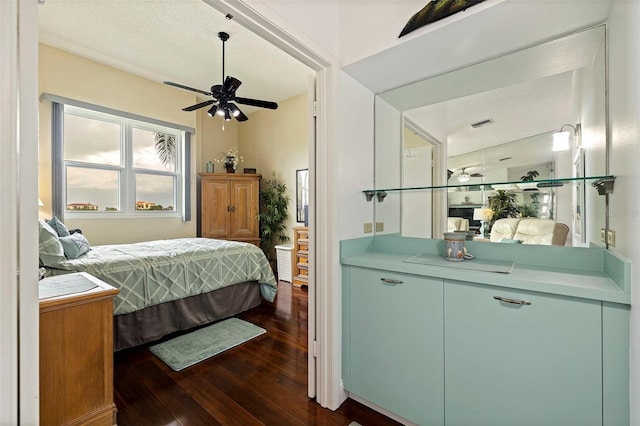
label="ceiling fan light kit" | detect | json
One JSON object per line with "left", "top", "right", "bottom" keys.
{"left": 457, "top": 173, "right": 471, "bottom": 183}
{"left": 164, "top": 31, "right": 278, "bottom": 124}
{"left": 454, "top": 166, "right": 484, "bottom": 182}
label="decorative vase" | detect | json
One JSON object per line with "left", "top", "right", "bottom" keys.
{"left": 225, "top": 156, "right": 236, "bottom": 173}
{"left": 206, "top": 161, "right": 214, "bottom": 173}
{"left": 443, "top": 232, "right": 466, "bottom": 262}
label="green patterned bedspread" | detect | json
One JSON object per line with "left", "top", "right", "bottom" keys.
{"left": 48, "top": 238, "right": 277, "bottom": 315}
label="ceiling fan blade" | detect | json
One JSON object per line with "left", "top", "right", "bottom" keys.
{"left": 182, "top": 100, "right": 214, "bottom": 111}
{"left": 470, "top": 173, "right": 485, "bottom": 177}
{"left": 164, "top": 81, "right": 211, "bottom": 96}
{"left": 236, "top": 97, "right": 278, "bottom": 110}
{"left": 223, "top": 76, "right": 242, "bottom": 94}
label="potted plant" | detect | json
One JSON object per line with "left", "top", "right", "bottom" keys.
{"left": 487, "top": 190, "right": 520, "bottom": 229}
{"left": 258, "top": 174, "right": 290, "bottom": 268}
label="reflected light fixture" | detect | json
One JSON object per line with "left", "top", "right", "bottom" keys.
{"left": 553, "top": 123, "right": 581, "bottom": 151}
{"left": 473, "top": 208, "right": 494, "bottom": 239}
{"left": 457, "top": 171, "right": 470, "bottom": 183}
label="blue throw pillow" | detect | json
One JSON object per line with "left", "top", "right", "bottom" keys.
{"left": 46, "top": 216, "right": 70, "bottom": 237}
{"left": 59, "top": 233, "right": 91, "bottom": 259}
{"left": 38, "top": 220, "right": 66, "bottom": 267}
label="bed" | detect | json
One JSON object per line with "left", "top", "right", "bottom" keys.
{"left": 39, "top": 224, "right": 277, "bottom": 350}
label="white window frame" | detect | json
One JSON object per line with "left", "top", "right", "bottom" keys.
{"left": 43, "top": 94, "right": 194, "bottom": 221}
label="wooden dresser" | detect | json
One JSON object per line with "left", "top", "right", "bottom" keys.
{"left": 198, "top": 173, "right": 261, "bottom": 245}
{"left": 39, "top": 273, "right": 119, "bottom": 426}
{"left": 292, "top": 226, "right": 309, "bottom": 287}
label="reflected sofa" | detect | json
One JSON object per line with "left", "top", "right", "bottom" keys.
{"left": 490, "top": 218, "right": 570, "bottom": 246}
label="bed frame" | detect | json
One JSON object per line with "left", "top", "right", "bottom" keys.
{"left": 113, "top": 281, "right": 261, "bottom": 351}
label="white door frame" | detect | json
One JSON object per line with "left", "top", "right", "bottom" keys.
{"left": 202, "top": 0, "right": 340, "bottom": 408}
{"left": 0, "top": 2, "right": 21, "bottom": 422}
{"left": 2, "top": 0, "right": 40, "bottom": 423}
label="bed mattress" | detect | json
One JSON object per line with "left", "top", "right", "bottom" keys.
{"left": 48, "top": 238, "right": 277, "bottom": 315}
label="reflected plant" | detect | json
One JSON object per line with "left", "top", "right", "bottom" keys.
{"left": 488, "top": 190, "right": 519, "bottom": 228}
{"left": 520, "top": 170, "right": 540, "bottom": 182}
{"left": 519, "top": 203, "right": 539, "bottom": 218}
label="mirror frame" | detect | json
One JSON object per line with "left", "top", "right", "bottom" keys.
{"left": 296, "top": 168, "right": 309, "bottom": 224}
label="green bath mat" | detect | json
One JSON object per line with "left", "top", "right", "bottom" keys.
{"left": 149, "top": 318, "right": 266, "bottom": 371}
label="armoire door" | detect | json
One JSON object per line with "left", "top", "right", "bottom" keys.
{"left": 201, "top": 180, "right": 230, "bottom": 238}
{"left": 230, "top": 179, "right": 259, "bottom": 239}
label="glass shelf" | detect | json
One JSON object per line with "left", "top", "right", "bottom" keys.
{"left": 363, "top": 175, "right": 615, "bottom": 201}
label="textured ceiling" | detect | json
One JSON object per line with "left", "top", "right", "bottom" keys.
{"left": 38, "top": 0, "right": 314, "bottom": 114}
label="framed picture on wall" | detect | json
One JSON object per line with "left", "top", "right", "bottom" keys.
{"left": 573, "top": 148, "right": 586, "bottom": 244}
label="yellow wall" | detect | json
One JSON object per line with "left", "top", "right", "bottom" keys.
{"left": 197, "top": 108, "right": 239, "bottom": 172}
{"left": 38, "top": 43, "right": 307, "bottom": 245}
{"left": 239, "top": 93, "right": 309, "bottom": 243}
{"left": 38, "top": 44, "right": 198, "bottom": 244}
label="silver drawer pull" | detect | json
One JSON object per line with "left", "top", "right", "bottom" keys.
{"left": 380, "top": 278, "right": 403, "bottom": 285}
{"left": 493, "top": 296, "right": 531, "bottom": 306}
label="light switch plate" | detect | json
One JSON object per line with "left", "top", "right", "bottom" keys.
{"left": 607, "top": 229, "right": 616, "bottom": 247}
{"left": 363, "top": 223, "right": 373, "bottom": 233}
{"left": 376, "top": 222, "right": 384, "bottom": 232}
{"left": 600, "top": 228, "right": 606, "bottom": 243}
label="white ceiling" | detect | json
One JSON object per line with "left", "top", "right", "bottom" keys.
{"left": 38, "top": 0, "right": 314, "bottom": 115}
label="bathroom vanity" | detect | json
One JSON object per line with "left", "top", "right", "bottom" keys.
{"left": 341, "top": 235, "right": 630, "bottom": 426}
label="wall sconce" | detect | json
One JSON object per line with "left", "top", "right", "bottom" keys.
{"left": 552, "top": 123, "right": 581, "bottom": 151}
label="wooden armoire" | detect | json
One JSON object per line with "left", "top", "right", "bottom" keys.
{"left": 198, "top": 173, "right": 261, "bottom": 245}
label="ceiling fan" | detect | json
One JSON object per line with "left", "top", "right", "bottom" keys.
{"left": 450, "top": 167, "right": 485, "bottom": 182}
{"left": 164, "top": 31, "right": 278, "bottom": 122}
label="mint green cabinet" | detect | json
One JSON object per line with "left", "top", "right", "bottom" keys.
{"left": 444, "top": 280, "right": 602, "bottom": 426}
{"left": 343, "top": 266, "right": 444, "bottom": 425}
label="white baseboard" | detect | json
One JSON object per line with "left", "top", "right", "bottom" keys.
{"left": 345, "top": 391, "right": 418, "bottom": 426}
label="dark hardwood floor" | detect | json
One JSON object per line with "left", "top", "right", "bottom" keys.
{"left": 113, "top": 281, "right": 402, "bottom": 426}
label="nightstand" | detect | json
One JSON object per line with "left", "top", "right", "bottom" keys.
{"left": 39, "top": 272, "right": 119, "bottom": 426}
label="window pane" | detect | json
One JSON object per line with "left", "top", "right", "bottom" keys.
{"left": 64, "top": 113, "right": 121, "bottom": 166}
{"left": 66, "top": 167, "right": 120, "bottom": 211}
{"left": 133, "top": 128, "right": 176, "bottom": 171}
{"left": 135, "top": 174, "right": 175, "bottom": 211}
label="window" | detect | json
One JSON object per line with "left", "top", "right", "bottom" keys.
{"left": 46, "top": 95, "right": 193, "bottom": 221}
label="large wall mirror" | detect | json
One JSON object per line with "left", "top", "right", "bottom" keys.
{"left": 374, "top": 24, "right": 608, "bottom": 248}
